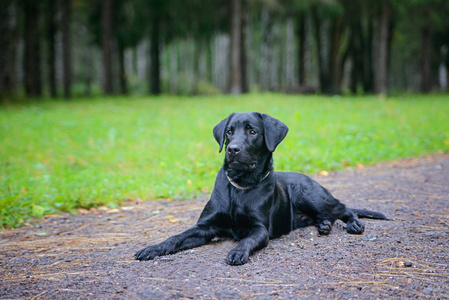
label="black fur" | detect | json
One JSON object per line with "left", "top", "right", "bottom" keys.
{"left": 135, "top": 112, "right": 388, "bottom": 265}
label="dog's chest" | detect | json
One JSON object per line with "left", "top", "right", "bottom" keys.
{"left": 228, "top": 191, "right": 261, "bottom": 240}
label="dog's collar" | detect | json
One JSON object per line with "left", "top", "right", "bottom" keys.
{"left": 225, "top": 171, "right": 271, "bottom": 190}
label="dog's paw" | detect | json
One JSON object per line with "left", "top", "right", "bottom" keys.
{"left": 317, "top": 220, "right": 332, "bottom": 235}
{"left": 346, "top": 219, "right": 365, "bottom": 234}
{"left": 135, "top": 245, "right": 165, "bottom": 261}
{"left": 225, "top": 248, "right": 250, "bottom": 265}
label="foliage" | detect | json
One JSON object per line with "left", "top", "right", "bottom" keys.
{"left": 3, "top": 0, "right": 449, "bottom": 100}
{"left": 1, "top": 94, "right": 449, "bottom": 228}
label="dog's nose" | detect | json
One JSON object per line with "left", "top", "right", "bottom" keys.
{"left": 227, "top": 144, "right": 240, "bottom": 156}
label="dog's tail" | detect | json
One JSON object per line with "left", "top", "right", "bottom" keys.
{"left": 352, "top": 209, "right": 389, "bottom": 220}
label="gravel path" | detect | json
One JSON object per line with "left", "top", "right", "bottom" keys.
{"left": 1, "top": 153, "right": 448, "bottom": 299}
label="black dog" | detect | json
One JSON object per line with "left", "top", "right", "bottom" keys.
{"left": 135, "top": 112, "right": 388, "bottom": 265}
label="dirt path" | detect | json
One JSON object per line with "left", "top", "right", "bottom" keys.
{"left": 1, "top": 153, "right": 448, "bottom": 299}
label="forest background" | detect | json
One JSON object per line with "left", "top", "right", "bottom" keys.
{"left": 1, "top": 0, "right": 449, "bottom": 99}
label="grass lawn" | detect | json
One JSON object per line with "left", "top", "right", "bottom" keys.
{"left": 1, "top": 94, "right": 449, "bottom": 228}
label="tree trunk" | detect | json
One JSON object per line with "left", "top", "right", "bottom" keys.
{"left": 62, "top": 0, "right": 71, "bottom": 99}
{"left": 0, "top": 0, "right": 17, "bottom": 99}
{"left": 329, "top": 17, "right": 343, "bottom": 94}
{"left": 374, "top": 1, "right": 391, "bottom": 96}
{"left": 169, "top": 42, "right": 178, "bottom": 93}
{"left": 46, "top": 0, "right": 57, "bottom": 98}
{"left": 445, "top": 48, "right": 449, "bottom": 93}
{"left": 420, "top": 25, "right": 432, "bottom": 93}
{"left": 102, "top": 0, "right": 114, "bottom": 95}
{"left": 285, "top": 16, "right": 294, "bottom": 88}
{"left": 260, "top": 7, "right": 273, "bottom": 90}
{"left": 23, "top": 0, "right": 41, "bottom": 97}
{"left": 364, "top": 17, "right": 375, "bottom": 93}
{"left": 150, "top": 13, "right": 161, "bottom": 95}
{"left": 296, "top": 13, "right": 306, "bottom": 85}
{"left": 206, "top": 39, "right": 213, "bottom": 85}
{"left": 347, "top": 27, "right": 357, "bottom": 93}
{"left": 311, "top": 6, "right": 331, "bottom": 94}
{"left": 240, "top": 9, "right": 248, "bottom": 93}
{"left": 193, "top": 40, "right": 201, "bottom": 95}
{"left": 84, "top": 45, "right": 92, "bottom": 97}
{"left": 229, "top": 0, "right": 242, "bottom": 94}
{"left": 118, "top": 43, "right": 128, "bottom": 95}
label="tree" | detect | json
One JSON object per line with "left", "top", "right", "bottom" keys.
{"left": 62, "top": 0, "right": 72, "bottom": 99}
{"left": 0, "top": 0, "right": 18, "bottom": 100}
{"left": 278, "top": 0, "right": 311, "bottom": 87}
{"left": 374, "top": 0, "right": 392, "bottom": 96}
{"left": 3, "top": 0, "right": 449, "bottom": 99}
{"left": 134, "top": 0, "right": 172, "bottom": 95}
{"left": 180, "top": 0, "right": 229, "bottom": 94}
{"left": 420, "top": 23, "right": 432, "bottom": 93}
{"left": 102, "top": 0, "right": 113, "bottom": 95}
{"left": 296, "top": 11, "right": 307, "bottom": 85}
{"left": 229, "top": 0, "right": 243, "bottom": 94}
{"left": 46, "top": 0, "right": 57, "bottom": 98}
{"left": 23, "top": 0, "right": 42, "bottom": 97}
{"left": 310, "top": 1, "right": 344, "bottom": 94}
{"left": 432, "top": 2, "right": 449, "bottom": 92}
{"left": 340, "top": 0, "right": 376, "bottom": 93}
{"left": 149, "top": 7, "right": 161, "bottom": 95}
{"left": 401, "top": 0, "right": 449, "bottom": 93}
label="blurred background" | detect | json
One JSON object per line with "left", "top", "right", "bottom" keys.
{"left": 1, "top": 0, "right": 449, "bottom": 99}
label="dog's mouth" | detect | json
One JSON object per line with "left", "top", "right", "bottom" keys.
{"left": 228, "top": 159, "right": 257, "bottom": 170}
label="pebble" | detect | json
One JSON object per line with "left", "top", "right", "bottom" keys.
{"left": 424, "top": 231, "right": 442, "bottom": 239}
{"left": 364, "top": 234, "right": 377, "bottom": 241}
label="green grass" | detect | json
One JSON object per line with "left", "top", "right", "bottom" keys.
{"left": 1, "top": 94, "right": 449, "bottom": 228}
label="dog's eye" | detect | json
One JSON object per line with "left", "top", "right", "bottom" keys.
{"left": 226, "top": 130, "right": 232, "bottom": 136}
{"left": 249, "top": 129, "right": 257, "bottom": 135}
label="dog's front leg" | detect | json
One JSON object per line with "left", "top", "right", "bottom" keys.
{"left": 225, "top": 226, "right": 269, "bottom": 265}
{"left": 135, "top": 226, "right": 216, "bottom": 261}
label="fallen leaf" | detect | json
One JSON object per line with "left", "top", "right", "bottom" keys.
{"left": 318, "top": 170, "right": 329, "bottom": 176}
{"left": 35, "top": 232, "right": 49, "bottom": 236}
{"left": 77, "top": 208, "right": 90, "bottom": 214}
{"left": 44, "top": 214, "right": 59, "bottom": 218}
{"left": 120, "top": 206, "right": 134, "bottom": 211}
{"left": 167, "top": 215, "right": 179, "bottom": 223}
{"left": 106, "top": 208, "right": 120, "bottom": 214}
{"left": 98, "top": 206, "right": 108, "bottom": 212}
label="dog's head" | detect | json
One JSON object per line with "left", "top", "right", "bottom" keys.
{"left": 213, "top": 112, "right": 289, "bottom": 171}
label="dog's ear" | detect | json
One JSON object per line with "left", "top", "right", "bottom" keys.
{"left": 213, "top": 113, "right": 235, "bottom": 153}
{"left": 260, "top": 113, "right": 289, "bottom": 152}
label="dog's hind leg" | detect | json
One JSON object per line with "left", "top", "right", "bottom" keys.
{"left": 320, "top": 200, "right": 365, "bottom": 234}
{"left": 340, "top": 209, "right": 365, "bottom": 234}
